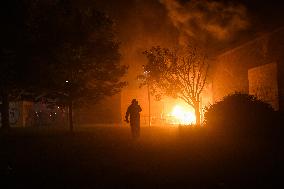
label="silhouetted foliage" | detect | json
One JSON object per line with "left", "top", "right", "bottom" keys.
{"left": 0, "top": 0, "right": 127, "bottom": 129}
{"left": 0, "top": 0, "right": 28, "bottom": 128}
{"left": 140, "top": 46, "right": 209, "bottom": 125}
{"left": 204, "top": 92, "right": 276, "bottom": 133}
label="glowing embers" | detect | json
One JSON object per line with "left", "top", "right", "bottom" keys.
{"left": 167, "top": 104, "right": 196, "bottom": 125}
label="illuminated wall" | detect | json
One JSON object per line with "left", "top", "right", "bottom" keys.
{"left": 248, "top": 63, "right": 279, "bottom": 110}
{"left": 212, "top": 27, "right": 284, "bottom": 111}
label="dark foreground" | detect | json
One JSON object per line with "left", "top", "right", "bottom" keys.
{"left": 0, "top": 126, "right": 283, "bottom": 189}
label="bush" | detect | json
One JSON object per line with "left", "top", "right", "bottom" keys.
{"left": 204, "top": 92, "right": 276, "bottom": 132}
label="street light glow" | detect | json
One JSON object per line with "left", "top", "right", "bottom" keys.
{"left": 144, "top": 70, "right": 150, "bottom": 75}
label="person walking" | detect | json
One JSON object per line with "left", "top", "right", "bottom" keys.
{"left": 125, "top": 99, "right": 142, "bottom": 138}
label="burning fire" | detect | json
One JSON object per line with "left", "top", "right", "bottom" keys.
{"left": 170, "top": 105, "right": 196, "bottom": 125}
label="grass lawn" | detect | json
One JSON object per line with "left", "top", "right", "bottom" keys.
{"left": 0, "top": 126, "right": 283, "bottom": 188}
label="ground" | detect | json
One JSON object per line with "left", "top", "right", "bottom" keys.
{"left": 0, "top": 126, "right": 283, "bottom": 189}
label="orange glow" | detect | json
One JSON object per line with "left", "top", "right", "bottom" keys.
{"left": 168, "top": 104, "right": 196, "bottom": 125}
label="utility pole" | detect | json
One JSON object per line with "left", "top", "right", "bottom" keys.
{"left": 147, "top": 82, "right": 151, "bottom": 127}
{"left": 143, "top": 69, "right": 151, "bottom": 127}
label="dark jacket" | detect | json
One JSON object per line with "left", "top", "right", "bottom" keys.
{"left": 125, "top": 103, "right": 142, "bottom": 126}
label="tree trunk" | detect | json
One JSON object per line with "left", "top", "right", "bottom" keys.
{"left": 68, "top": 100, "right": 73, "bottom": 132}
{"left": 194, "top": 102, "right": 201, "bottom": 125}
{"left": 1, "top": 91, "right": 10, "bottom": 129}
{"left": 147, "top": 83, "right": 151, "bottom": 127}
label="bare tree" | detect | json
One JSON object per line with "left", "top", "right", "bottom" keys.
{"left": 140, "top": 46, "right": 209, "bottom": 125}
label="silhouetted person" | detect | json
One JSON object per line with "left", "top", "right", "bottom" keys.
{"left": 125, "top": 99, "right": 142, "bottom": 138}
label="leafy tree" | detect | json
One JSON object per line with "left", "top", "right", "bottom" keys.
{"left": 0, "top": 0, "right": 26, "bottom": 128}
{"left": 140, "top": 46, "right": 209, "bottom": 125}
{"left": 25, "top": 0, "right": 127, "bottom": 130}
{"left": 0, "top": 0, "right": 127, "bottom": 130}
{"left": 0, "top": 52, "right": 14, "bottom": 129}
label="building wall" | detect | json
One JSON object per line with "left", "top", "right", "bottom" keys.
{"left": 0, "top": 101, "right": 34, "bottom": 127}
{"left": 248, "top": 63, "right": 279, "bottom": 110}
{"left": 1, "top": 97, "right": 122, "bottom": 128}
{"left": 212, "top": 27, "right": 284, "bottom": 111}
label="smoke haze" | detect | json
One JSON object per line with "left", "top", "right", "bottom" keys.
{"left": 161, "top": 0, "right": 250, "bottom": 47}
{"left": 95, "top": 0, "right": 179, "bottom": 88}
{"left": 95, "top": 0, "right": 284, "bottom": 85}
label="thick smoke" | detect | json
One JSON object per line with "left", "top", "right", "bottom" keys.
{"left": 161, "top": 0, "right": 250, "bottom": 46}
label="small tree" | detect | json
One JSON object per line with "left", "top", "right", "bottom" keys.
{"left": 141, "top": 46, "right": 209, "bottom": 125}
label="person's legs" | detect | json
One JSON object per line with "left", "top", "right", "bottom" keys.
{"left": 130, "top": 124, "right": 135, "bottom": 138}
{"left": 130, "top": 118, "right": 140, "bottom": 139}
{"left": 136, "top": 126, "right": 140, "bottom": 138}
{"left": 134, "top": 118, "right": 141, "bottom": 138}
